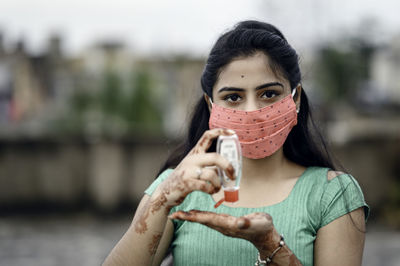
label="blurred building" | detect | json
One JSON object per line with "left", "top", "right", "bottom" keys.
{"left": 0, "top": 36, "right": 45, "bottom": 124}
{"left": 0, "top": 32, "right": 206, "bottom": 212}
{"left": 0, "top": 33, "right": 82, "bottom": 138}
{"left": 371, "top": 34, "right": 400, "bottom": 104}
{"left": 135, "top": 56, "right": 204, "bottom": 137}
{"left": 0, "top": 30, "right": 398, "bottom": 226}
{"left": 77, "top": 42, "right": 205, "bottom": 139}
{"left": 0, "top": 32, "right": 206, "bottom": 139}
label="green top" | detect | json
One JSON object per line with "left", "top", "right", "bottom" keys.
{"left": 145, "top": 167, "right": 369, "bottom": 266}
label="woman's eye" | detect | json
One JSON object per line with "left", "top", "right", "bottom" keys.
{"left": 224, "top": 94, "right": 242, "bottom": 102}
{"left": 261, "top": 90, "right": 278, "bottom": 99}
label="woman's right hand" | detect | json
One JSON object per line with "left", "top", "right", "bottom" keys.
{"left": 104, "top": 129, "right": 237, "bottom": 266}
{"left": 152, "top": 128, "right": 236, "bottom": 212}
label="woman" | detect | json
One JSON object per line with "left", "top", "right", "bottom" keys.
{"left": 104, "top": 20, "right": 369, "bottom": 266}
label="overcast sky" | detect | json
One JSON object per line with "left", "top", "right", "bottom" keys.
{"left": 0, "top": 0, "right": 399, "bottom": 56}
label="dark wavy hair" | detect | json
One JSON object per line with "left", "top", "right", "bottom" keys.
{"left": 157, "top": 20, "right": 338, "bottom": 175}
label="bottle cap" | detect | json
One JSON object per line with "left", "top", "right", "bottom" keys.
{"left": 213, "top": 189, "right": 239, "bottom": 208}
{"left": 224, "top": 189, "right": 239, "bottom": 202}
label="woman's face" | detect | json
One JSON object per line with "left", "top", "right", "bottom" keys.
{"left": 211, "top": 52, "right": 294, "bottom": 111}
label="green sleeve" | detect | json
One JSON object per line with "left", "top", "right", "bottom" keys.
{"left": 320, "top": 173, "right": 370, "bottom": 228}
{"left": 144, "top": 169, "right": 174, "bottom": 196}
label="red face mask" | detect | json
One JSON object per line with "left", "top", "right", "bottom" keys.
{"left": 209, "top": 89, "right": 298, "bottom": 159}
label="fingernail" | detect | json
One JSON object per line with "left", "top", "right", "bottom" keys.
{"left": 226, "top": 165, "right": 235, "bottom": 180}
{"left": 227, "top": 129, "right": 235, "bottom": 135}
{"left": 221, "top": 128, "right": 235, "bottom": 135}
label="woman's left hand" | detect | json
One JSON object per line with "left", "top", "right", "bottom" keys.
{"left": 169, "top": 210, "right": 276, "bottom": 250}
{"left": 169, "top": 210, "right": 302, "bottom": 265}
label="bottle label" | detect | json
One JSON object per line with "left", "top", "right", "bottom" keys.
{"left": 220, "top": 139, "right": 239, "bottom": 182}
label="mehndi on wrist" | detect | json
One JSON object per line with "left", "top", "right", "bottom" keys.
{"left": 255, "top": 234, "right": 285, "bottom": 266}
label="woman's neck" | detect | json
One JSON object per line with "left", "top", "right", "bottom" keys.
{"left": 241, "top": 148, "right": 294, "bottom": 182}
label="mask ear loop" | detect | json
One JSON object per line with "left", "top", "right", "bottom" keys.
{"left": 292, "top": 87, "right": 300, "bottom": 114}
{"left": 207, "top": 95, "right": 214, "bottom": 110}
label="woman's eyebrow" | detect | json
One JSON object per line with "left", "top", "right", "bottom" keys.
{"left": 255, "top": 82, "right": 284, "bottom": 91}
{"left": 217, "top": 87, "right": 245, "bottom": 93}
{"left": 218, "top": 82, "right": 283, "bottom": 93}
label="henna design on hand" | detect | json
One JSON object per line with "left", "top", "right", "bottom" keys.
{"left": 150, "top": 193, "right": 168, "bottom": 214}
{"left": 189, "top": 128, "right": 235, "bottom": 155}
{"left": 134, "top": 200, "right": 150, "bottom": 234}
{"left": 148, "top": 233, "right": 163, "bottom": 255}
{"left": 133, "top": 171, "right": 184, "bottom": 234}
{"left": 169, "top": 210, "right": 257, "bottom": 239}
{"left": 169, "top": 210, "right": 303, "bottom": 265}
{"left": 150, "top": 170, "right": 201, "bottom": 215}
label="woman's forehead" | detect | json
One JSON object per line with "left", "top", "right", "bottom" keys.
{"left": 214, "top": 53, "right": 289, "bottom": 91}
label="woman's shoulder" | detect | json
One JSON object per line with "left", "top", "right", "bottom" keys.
{"left": 298, "top": 166, "right": 329, "bottom": 186}
{"left": 296, "top": 166, "right": 363, "bottom": 206}
{"left": 300, "top": 166, "right": 369, "bottom": 228}
{"left": 300, "top": 166, "right": 356, "bottom": 186}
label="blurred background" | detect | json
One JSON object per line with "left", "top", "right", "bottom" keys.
{"left": 0, "top": 0, "right": 399, "bottom": 265}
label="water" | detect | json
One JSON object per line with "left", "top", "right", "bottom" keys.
{"left": 0, "top": 213, "right": 399, "bottom": 266}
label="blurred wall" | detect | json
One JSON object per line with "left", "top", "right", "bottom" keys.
{"left": 0, "top": 137, "right": 171, "bottom": 213}
{"left": 1, "top": 133, "right": 399, "bottom": 219}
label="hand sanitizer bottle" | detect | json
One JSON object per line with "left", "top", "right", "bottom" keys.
{"left": 214, "top": 133, "right": 242, "bottom": 208}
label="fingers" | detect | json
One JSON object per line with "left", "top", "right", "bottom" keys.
{"left": 169, "top": 211, "right": 273, "bottom": 234}
{"left": 200, "top": 167, "right": 221, "bottom": 190}
{"left": 191, "top": 153, "right": 235, "bottom": 180}
{"left": 241, "top": 213, "right": 273, "bottom": 231}
{"left": 183, "top": 167, "right": 221, "bottom": 194}
{"left": 169, "top": 210, "right": 240, "bottom": 231}
{"left": 169, "top": 211, "right": 275, "bottom": 242}
{"left": 185, "top": 166, "right": 220, "bottom": 193}
{"left": 243, "top": 212, "right": 272, "bottom": 221}
{"left": 169, "top": 210, "right": 236, "bottom": 227}
{"left": 188, "top": 179, "right": 218, "bottom": 194}
{"left": 169, "top": 210, "right": 246, "bottom": 239}
{"left": 190, "top": 128, "right": 235, "bottom": 154}
{"left": 237, "top": 217, "right": 251, "bottom": 229}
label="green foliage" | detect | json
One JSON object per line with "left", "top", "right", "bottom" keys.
{"left": 64, "top": 68, "right": 163, "bottom": 137}
{"left": 122, "top": 69, "right": 162, "bottom": 130}
{"left": 314, "top": 37, "right": 376, "bottom": 102}
{"left": 99, "top": 71, "right": 124, "bottom": 115}
{"left": 70, "top": 89, "right": 92, "bottom": 113}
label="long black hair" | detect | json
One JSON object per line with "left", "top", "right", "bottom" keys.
{"left": 157, "top": 20, "right": 338, "bottom": 176}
